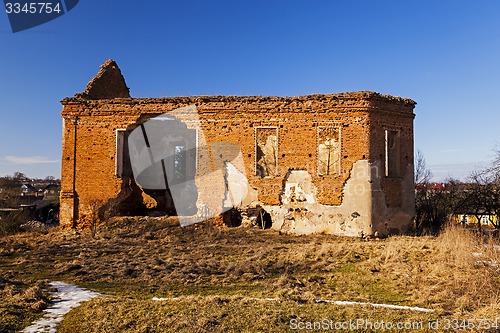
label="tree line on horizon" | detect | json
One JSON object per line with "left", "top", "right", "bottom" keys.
{"left": 414, "top": 145, "right": 500, "bottom": 234}
{"left": 0, "top": 172, "right": 60, "bottom": 188}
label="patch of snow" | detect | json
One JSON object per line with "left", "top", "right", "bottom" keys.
{"left": 315, "top": 299, "right": 433, "bottom": 313}
{"left": 475, "top": 260, "right": 498, "bottom": 267}
{"left": 152, "top": 296, "right": 433, "bottom": 313}
{"left": 473, "top": 251, "right": 499, "bottom": 267}
{"left": 152, "top": 297, "right": 179, "bottom": 301}
{"left": 22, "top": 281, "right": 101, "bottom": 333}
{"left": 482, "top": 245, "right": 500, "bottom": 251}
{"left": 248, "top": 297, "right": 277, "bottom": 301}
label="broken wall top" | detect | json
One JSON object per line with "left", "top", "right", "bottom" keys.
{"left": 62, "top": 60, "right": 416, "bottom": 115}
{"left": 74, "top": 59, "right": 130, "bottom": 100}
{"left": 61, "top": 92, "right": 416, "bottom": 120}
{"left": 65, "top": 91, "right": 415, "bottom": 106}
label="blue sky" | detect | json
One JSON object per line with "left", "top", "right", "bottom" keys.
{"left": 0, "top": 1, "right": 498, "bottom": 180}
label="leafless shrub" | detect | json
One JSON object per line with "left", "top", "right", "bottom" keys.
{"left": 414, "top": 149, "right": 432, "bottom": 185}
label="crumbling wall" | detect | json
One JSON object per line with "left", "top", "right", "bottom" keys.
{"left": 368, "top": 101, "right": 415, "bottom": 235}
{"left": 60, "top": 60, "right": 416, "bottom": 236}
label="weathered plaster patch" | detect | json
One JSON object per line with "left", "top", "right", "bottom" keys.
{"left": 281, "top": 170, "right": 316, "bottom": 205}
{"left": 265, "top": 161, "right": 375, "bottom": 236}
{"left": 264, "top": 160, "right": 414, "bottom": 236}
{"left": 223, "top": 160, "right": 249, "bottom": 209}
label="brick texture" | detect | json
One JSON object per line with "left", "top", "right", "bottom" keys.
{"left": 60, "top": 60, "right": 416, "bottom": 235}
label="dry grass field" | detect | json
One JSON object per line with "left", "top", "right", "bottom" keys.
{"left": 0, "top": 217, "right": 499, "bottom": 332}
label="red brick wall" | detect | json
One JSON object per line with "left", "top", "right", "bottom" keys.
{"left": 60, "top": 93, "right": 415, "bottom": 229}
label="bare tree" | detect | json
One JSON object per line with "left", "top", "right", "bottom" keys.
{"left": 457, "top": 170, "right": 498, "bottom": 232}
{"left": 413, "top": 151, "right": 454, "bottom": 234}
{"left": 415, "top": 146, "right": 500, "bottom": 234}
{"left": 0, "top": 175, "right": 22, "bottom": 190}
{"left": 86, "top": 199, "right": 103, "bottom": 238}
{"left": 488, "top": 144, "right": 500, "bottom": 228}
{"left": 13, "top": 172, "right": 29, "bottom": 182}
{"left": 415, "top": 149, "right": 432, "bottom": 185}
{"left": 486, "top": 184, "right": 500, "bottom": 229}
{"left": 468, "top": 172, "right": 487, "bottom": 232}
{"left": 492, "top": 144, "right": 500, "bottom": 178}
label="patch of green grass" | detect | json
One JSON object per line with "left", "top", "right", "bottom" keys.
{"left": 57, "top": 296, "right": 445, "bottom": 333}
{"left": 361, "top": 280, "right": 408, "bottom": 304}
{"left": 335, "top": 261, "right": 359, "bottom": 274}
{"left": 326, "top": 263, "right": 408, "bottom": 304}
{"left": 77, "top": 280, "right": 261, "bottom": 300}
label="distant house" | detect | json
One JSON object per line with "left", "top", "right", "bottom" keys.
{"left": 20, "top": 184, "right": 36, "bottom": 196}
{"left": 43, "top": 184, "right": 60, "bottom": 199}
{"left": 19, "top": 184, "right": 45, "bottom": 205}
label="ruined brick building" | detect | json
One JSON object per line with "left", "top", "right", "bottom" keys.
{"left": 60, "top": 60, "right": 416, "bottom": 236}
